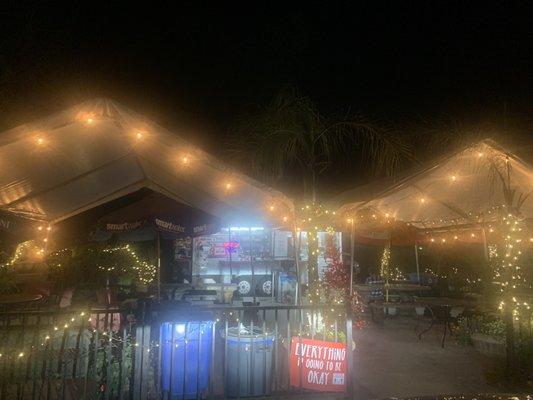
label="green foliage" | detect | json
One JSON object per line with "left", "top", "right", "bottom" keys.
{"left": 456, "top": 314, "right": 506, "bottom": 345}
{"left": 95, "top": 334, "right": 133, "bottom": 396}
{"left": 455, "top": 317, "right": 473, "bottom": 345}
{"left": 292, "top": 324, "right": 347, "bottom": 344}
{"left": 0, "top": 266, "right": 18, "bottom": 294}
{"left": 226, "top": 87, "right": 411, "bottom": 200}
{"left": 48, "top": 243, "right": 151, "bottom": 290}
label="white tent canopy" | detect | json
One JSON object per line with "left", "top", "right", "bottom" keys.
{"left": 0, "top": 99, "right": 293, "bottom": 225}
{"left": 337, "top": 140, "right": 533, "bottom": 228}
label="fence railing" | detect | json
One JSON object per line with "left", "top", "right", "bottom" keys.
{"left": 0, "top": 303, "right": 353, "bottom": 399}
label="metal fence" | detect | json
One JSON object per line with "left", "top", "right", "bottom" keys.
{"left": 0, "top": 303, "right": 353, "bottom": 399}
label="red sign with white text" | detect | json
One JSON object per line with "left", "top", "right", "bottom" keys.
{"left": 290, "top": 338, "right": 347, "bottom": 392}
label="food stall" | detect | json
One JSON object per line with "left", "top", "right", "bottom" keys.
{"left": 192, "top": 227, "right": 342, "bottom": 303}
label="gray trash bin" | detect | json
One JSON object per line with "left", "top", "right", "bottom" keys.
{"left": 223, "top": 325, "right": 275, "bottom": 397}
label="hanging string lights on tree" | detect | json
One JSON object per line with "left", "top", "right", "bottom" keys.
{"left": 493, "top": 212, "right": 531, "bottom": 320}
{"left": 101, "top": 245, "right": 157, "bottom": 285}
{"left": 296, "top": 202, "right": 338, "bottom": 305}
{"left": 322, "top": 246, "right": 365, "bottom": 329}
{"left": 379, "top": 243, "right": 391, "bottom": 279}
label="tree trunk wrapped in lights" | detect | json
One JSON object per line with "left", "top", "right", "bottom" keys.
{"left": 493, "top": 211, "right": 530, "bottom": 374}
{"left": 487, "top": 153, "right": 532, "bottom": 378}
{"left": 297, "top": 202, "right": 335, "bottom": 305}
{"left": 380, "top": 243, "right": 392, "bottom": 301}
{"left": 307, "top": 227, "right": 320, "bottom": 304}
{"left": 323, "top": 246, "right": 365, "bottom": 329}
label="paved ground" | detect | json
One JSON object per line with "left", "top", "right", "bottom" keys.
{"left": 353, "top": 318, "right": 496, "bottom": 399}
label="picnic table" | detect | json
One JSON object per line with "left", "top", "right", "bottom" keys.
{"left": 355, "top": 283, "right": 432, "bottom": 304}
{"left": 414, "top": 297, "right": 477, "bottom": 347}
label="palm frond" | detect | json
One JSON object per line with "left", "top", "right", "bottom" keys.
{"left": 225, "top": 87, "right": 412, "bottom": 198}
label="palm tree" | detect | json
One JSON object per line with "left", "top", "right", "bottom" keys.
{"left": 226, "top": 87, "right": 411, "bottom": 202}
{"left": 226, "top": 87, "right": 412, "bottom": 304}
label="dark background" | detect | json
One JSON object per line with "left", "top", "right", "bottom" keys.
{"left": 1, "top": 2, "right": 532, "bottom": 195}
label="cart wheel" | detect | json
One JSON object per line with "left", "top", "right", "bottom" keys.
{"left": 256, "top": 277, "right": 272, "bottom": 296}
{"left": 237, "top": 278, "right": 252, "bottom": 295}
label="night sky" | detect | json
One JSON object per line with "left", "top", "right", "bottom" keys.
{"left": 1, "top": 2, "right": 532, "bottom": 195}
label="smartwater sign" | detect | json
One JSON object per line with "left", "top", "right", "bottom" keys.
{"left": 289, "top": 338, "right": 347, "bottom": 392}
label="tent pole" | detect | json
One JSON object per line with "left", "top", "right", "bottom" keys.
{"left": 250, "top": 227, "right": 255, "bottom": 304}
{"left": 414, "top": 244, "right": 421, "bottom": 286}
{"left": 271, "top": 229, "right": 276, "bottom": 301}
{"left": 349, "top": 221, "right": 355, "bottom": 297}
{"left": 481, "top": 227, "right": 489, "bottom": 263}
{"left": 228, "top": 226, "right": 232, "bottom": 302}
{"left": 385, "top": 230, "right": 391, "bottom": 303}
{"left": 481, "top": 227, "right": 490, "bottom": 296}
{"left": 414, "top": 243, "right": 422, "bottom": 297}
{"left": 293, "top": 229, "right": 302, "bottom": 306}
{"left": 156, "top": 230, "right": 161, "bottom": 300}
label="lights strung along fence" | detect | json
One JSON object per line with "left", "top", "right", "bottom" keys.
{"left": 0, "top": 303, "right": 354, "bottom": 399}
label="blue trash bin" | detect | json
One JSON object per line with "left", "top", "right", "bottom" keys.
{"left": 160, "top": 318, "right": 213, "bottom": 399}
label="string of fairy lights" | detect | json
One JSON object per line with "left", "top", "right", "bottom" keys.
{"left": 2, "top": 116, "right": 531, "bottom": 329}
{"left": 493, "top": 213, "right": 531, "bottom": 321}
{"left": 379, "top": 244, "right": 391, "bottom": 279}
{"left": 101, "top": 245, "right": 157, "bottom": 285}
{"left": 0, "top": 306, "right": 348, "bottom": 362}
{"left": 0, "top": 223, "right": 52, "bottom": 268}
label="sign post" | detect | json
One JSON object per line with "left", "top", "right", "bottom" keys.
{"left": 290, "top": 338, "right": 347, "bottom": 392}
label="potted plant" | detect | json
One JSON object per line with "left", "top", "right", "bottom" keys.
{"left": 414, "top": 305, "right": 426, "bottom": 316}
